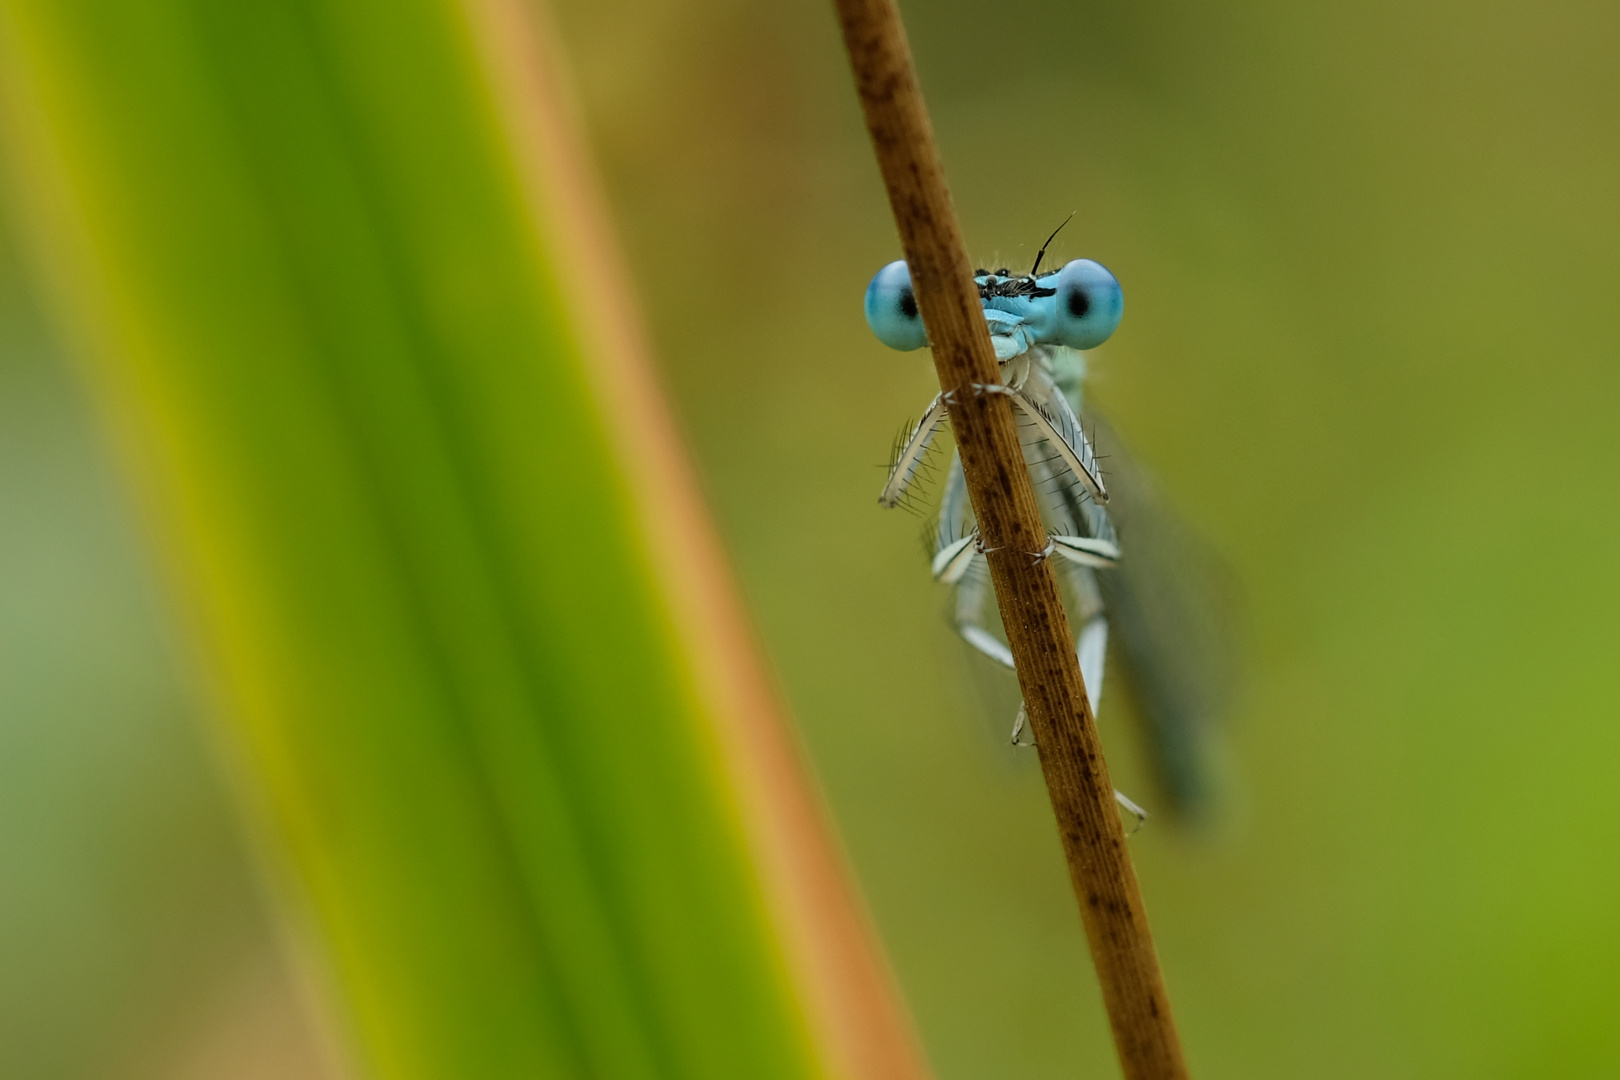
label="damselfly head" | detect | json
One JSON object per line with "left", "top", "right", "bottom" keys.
{"left": 864, "top": 254, "right": 1124, "bottom": 352}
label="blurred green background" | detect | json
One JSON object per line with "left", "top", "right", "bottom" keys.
{"left": 5, "top": 0, "right": 1620, "bottom": 1077}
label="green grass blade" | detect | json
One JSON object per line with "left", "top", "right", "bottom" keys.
{"left": 0, "top": 2, "right": 824, "bottom": 1078}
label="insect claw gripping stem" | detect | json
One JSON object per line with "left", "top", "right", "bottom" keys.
{"left": 1115, "top": 791, "right": 1151, "bottom": 835}
{"left": 1011, "top": 701, "right": 1031, "bottom": 746}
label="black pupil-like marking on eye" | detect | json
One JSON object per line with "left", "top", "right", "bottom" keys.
{"left": 899, "top": 288, "right": 918, "bottom": 320}
{"left": 1066, "top": 286, "right": 1091, "bottom": 319}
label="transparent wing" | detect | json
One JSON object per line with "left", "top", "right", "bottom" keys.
{"left": 1085, "top": 411, "right": 1243, "bottom": 820}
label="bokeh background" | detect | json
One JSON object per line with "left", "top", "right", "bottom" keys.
{"left": 5, "top": 0, "right": 1620, "bottom": 1077}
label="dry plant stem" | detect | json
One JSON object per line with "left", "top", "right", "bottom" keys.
{"left": 463, "top": 3, "right": 935, "bottom": 1079}
{"left": 832, "top": 1, "right": 1190, "bottom": 1077}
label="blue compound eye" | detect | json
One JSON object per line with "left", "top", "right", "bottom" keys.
{"left": 1051, "top": 259, "right": 1123, "bottom": 350}
{"left": 864, "top": 260, "right": 928, "bottom": 351}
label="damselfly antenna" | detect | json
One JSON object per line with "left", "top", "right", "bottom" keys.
{"left": 1029, "top": 212, "right": 1076, "bottom": 277}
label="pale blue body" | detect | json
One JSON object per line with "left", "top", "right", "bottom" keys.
{"left": 866, "top": 256, "right": 1137, "bottom": 813}
{"left": 866, "top": 255, "right": 1228, "bottom": 821}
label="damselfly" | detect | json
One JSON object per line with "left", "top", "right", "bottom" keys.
{"left": 866, "top": 229, "right": 1228, "bottom": 821}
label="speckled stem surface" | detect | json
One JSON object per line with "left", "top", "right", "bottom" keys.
{"left": 832, "top": 1, "right": 1190, "bottom": 1076}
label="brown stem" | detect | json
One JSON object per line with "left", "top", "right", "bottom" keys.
{"left": 831, "top": 2, "right": 1191, "bottom": 1077}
